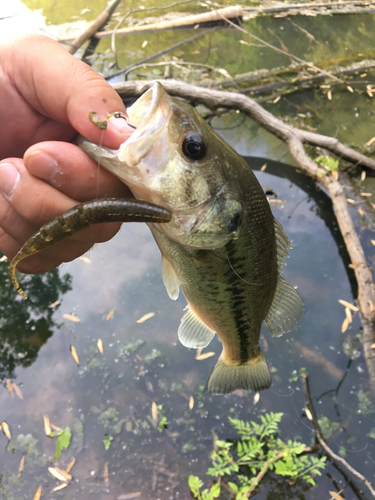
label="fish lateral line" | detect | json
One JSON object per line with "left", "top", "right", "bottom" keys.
{"left": 10, "top": 198, "right": 172, "bottom": 300}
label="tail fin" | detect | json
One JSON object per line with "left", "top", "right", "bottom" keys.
{"left": 206, "top": 349, "right": 272, "bottom": 395}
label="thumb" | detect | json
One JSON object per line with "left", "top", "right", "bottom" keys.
{"left": 7, "top": 34, "right": 133, "bottom": 148}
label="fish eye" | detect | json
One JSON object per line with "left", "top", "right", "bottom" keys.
{"left": 182, "top": 135, "right": 207, "bottom": 161}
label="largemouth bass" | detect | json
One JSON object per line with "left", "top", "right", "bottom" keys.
{"left": 78, "top": 83, "right": 304, "bottom": 395}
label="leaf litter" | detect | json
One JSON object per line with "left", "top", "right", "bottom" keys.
{"left": 136, "top": 312, "right": 155, "bottom": 323}
{"left": 70, "top": 346, "right": 80, "bottom": 365}
{"left": 63, "top": 313, "right": 81, "bottom": 323}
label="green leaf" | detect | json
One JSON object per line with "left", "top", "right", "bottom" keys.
{"left": 210, "top": 483, "right": 221, "bottom": 497}
{"left": 103, "top": 435, "right": 113, "bottom": 450}
{"left": 189, "top": 475, "right": 204, "bottom": 497}
{"left": 55, "top": 426, "right": 71, "bottom": 462}
{"left": 228, "top": 482, "right": 238, "bottom": 492}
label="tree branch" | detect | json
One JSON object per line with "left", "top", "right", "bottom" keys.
{"left": 301, "top": 372, "right": 375, "bottom": 499}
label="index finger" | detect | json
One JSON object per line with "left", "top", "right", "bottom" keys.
{"left": 4, "top": 34, "right": 133, "bottom": 149}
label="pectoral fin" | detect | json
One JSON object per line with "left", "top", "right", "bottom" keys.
{"left": 162, "top": 256, "right": 180, "bottom": 300}
{"left": 178, "top": 305, "right": 215, "bottom": 349}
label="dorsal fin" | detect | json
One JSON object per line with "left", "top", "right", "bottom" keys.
{"left": 178, "top": 305, "right": 215, "bottom": 349}
{"left": 264, "top": 218, "right": 304, "bottom": 337}
{"left": 162, "top": 256, "right": 180, "bottom": 300}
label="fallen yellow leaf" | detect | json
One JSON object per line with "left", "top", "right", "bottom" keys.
{"left": 52, "top": 483, "right": 68, "bottom": 492}
{"left": 1, "top": 421, "right": 11, "bottom": 440}
{"left": 253, "top": 392, "right": 260, "bottom": 404}
{"left": 97, "top": 339, "right": 104, "bottom": 354}
{"left": 349, "top": 262, "right": 361, "bottom": 269}
{"left": 371, "top": 240, "right": 375, "bottom": 246}
{"left": 341, "top": 317, "right": 350, "bottom": 333}
{"left": 338, "top": 300, "right": 359, "bottom": 312}
{"left": 327, "top": 89, "right": 332, "bottom": 100}
{"left": 70, "top": 346, "right": 80, "bottom": 366}
{"left": 63, "top": 314, "right": 81, "bottom": 323}
{"left": 48, "top": 466, "right": 72, "bottom": 482}
{"left": 79, "top": 256, "right": 92, "bottom": 263}
{"left": 366, "top": 136, "right": 375, "bottom": 146}
{"left": 305, "top": 408, "right": 313, "bottom": 421}
{"left": 329, "top": 491, "right": 345, "bottom": 500}
{"left": 12, "top": 382, "right": 23, "bottom": 400}
{"left": 33, "top": 485, "right": 42, "bottom": 500}
{"left": 17, "top": 455, "right": 25, "bottom": 478}
{"left": 151, "top": 402, "right": 158, "bottom": 422}
{"left": 6, "top": 379, "right": 13, "bottom": 397}
{"left": 0, "top": 255, "right": 8, "bottom": 262}
{"left": 49, "top": 300, "right": 60, "bottom": 308}
{"left": 260, "top": 164, "right": 267, "bottom": 171}
{"left": 66, "top": 458, "right": 76, "bottom": 474}
{"left": 196, "top": 352, "right": 215, "bottom": 360}
{"left": 106, "top": 309, "right": 114, "bottom": 321}
{"left": 360, "top": 192, "right": 372, "bottom": 197}
{"left": 136, "top": 312, "right": 155, "bottom": 323}
{"left": 345, "top": 307, "right": 352, "bottom": 323}
{"left": 361, "top": 170, "right": 366, "bottom": 181}
{"left": 196, "top": 348, "right": 203, "bottom": 359}
{"left": 371, "top": 343, "right": 375, "bottom": 349}
{"left": 141, "top": 40, "right": 148, "bottom": 48}
{"left": 43, "top": 415, "right": 52, "bottom": 436}
{"left": 189, "top": 396, "right": 194, "bottom": 410}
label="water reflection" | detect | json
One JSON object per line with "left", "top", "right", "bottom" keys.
{"left": 0, "top": 158, "right": 373, "bottom": 500}
{"left": 0, "top": 263, "right": 72, "bottom": 381}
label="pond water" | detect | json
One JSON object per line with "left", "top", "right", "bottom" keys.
{"left": 1, "top": 2, "right": 375, "bottom": 500}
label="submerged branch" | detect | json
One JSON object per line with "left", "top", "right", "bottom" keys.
{"left": 58, "top": 2, "right": 375, "bottom": 43}
{"left": 114, "top": 79, "right": 375, "bottom": 386}
{"left": 301, "top": 372, "right": 375, "bottom": 499}
{"left": 58, "top": 6, "right": 242, "bottom": 42}
{"left": 64, "top": 0, "right": 122, "bottom": 55}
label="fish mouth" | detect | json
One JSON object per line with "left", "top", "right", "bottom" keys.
{"left": 117, "top": 83, "right": 173, "bottom": 169}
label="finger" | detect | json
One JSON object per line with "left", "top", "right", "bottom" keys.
{"left": 6, "top": 34, "right": 134, "bottom": 149}
{"left": 24, "top": 142, "right": 131, "bottom": 201}
{"left": 0, "top": 159, "right": 121, "bottom": 249}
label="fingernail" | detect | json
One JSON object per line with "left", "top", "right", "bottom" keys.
{"left": 107, "top": 114, "right": 134, "bottom": 141}
{"left": 0, "top": 163, "right": 20, "bottom": 199}
{"left": 24, "top": 150, "right": 61, "bottom": 183}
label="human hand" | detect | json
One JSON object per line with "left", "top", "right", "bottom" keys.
{"left": 0, "top": 34, "right": 134, "bottom": 274}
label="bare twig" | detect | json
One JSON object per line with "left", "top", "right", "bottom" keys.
{"left": 58, "top": 6, "right": 242, "bottom": 42}
{"left": 64, "top": 0, "right": 122, "bottom": 55}
{"left": 301, "top": 372, "right": 375, "bottom": 499}
{"left": 113, "top": 79, "right": 375, "bottom": 385}
{"left": 106, "top": 29, "right": 215, "bottom": 81}
{"left": 201, "top": 2, "right": 349, "bottom": 88}
{"left": 57, "top": 1, "right": 375, "bottom": 44}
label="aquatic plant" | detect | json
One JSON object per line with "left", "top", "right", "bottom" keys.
{"left": 189, "top": 412, "right": 326, "bottom": 499}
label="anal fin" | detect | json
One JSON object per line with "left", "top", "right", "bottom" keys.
{"left": 178, "top": 305, "right": 215, "bottom": 349}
